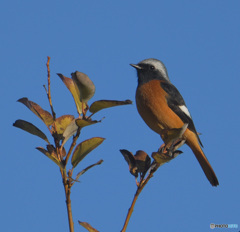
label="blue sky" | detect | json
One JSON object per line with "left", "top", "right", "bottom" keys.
{"left": 1, "top": 1, "right": 240, "bottom": 231}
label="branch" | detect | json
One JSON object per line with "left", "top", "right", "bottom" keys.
{"left": 120, "top": 170, "right": 154, "bottom": 232}
{"left": 65, "top": 127, "right": 81, "bottom": 166}
{"left": 45, "top": 56, "right": 56, "bottom": 120}
{"left": 62, "top": 170, "right": 75, "bottom": 232}
{"left": 121, "top": 124, "right": 188, "bottom": 232}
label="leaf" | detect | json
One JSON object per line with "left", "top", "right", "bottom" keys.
{"left": 89, "top": 99, "right": 132, "bottom": 114}
{"left": 71, "top": 71, "right": 95, "bottom": 103}
{"left": 17, "top": 98, "right": 53, "bottom": 126}
{"left": 71, "top": 137, "right": 105, "bottom": 168}
{"left": 78, "top": 221, "right": 99, "bottom": 232}
{"left": 134, "top": 150, "right": 151, "bottom": 176}
{"left": 57, "top": 73, "right": 86, "bottom": 114}
{"left": 75, "top": 160, "right": 103, "bottom": 182}
{"left": 120, "top": 149, "right": 138, "bottom": 177}
{"left": 55, "top": 115, "right": 75, "bottom": 135}
{"left": 36, "top": 147, "right": 64, "bottom": 169}
{"left": 13, "top": 119, "right": 49, "bottom": 143}
{"left": 152, "top": 150, "right": 182, "bottom": 166}
{"left": 62, "top": 119, "right": 78, "bottom": 146}
{"left": 120, "top": 149, "right": 151, "bottom": 177}
{"left": 75, "top": 118, "right": 99, "bottom": 128}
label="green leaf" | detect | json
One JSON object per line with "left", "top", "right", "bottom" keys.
{"left": 62, "top": 119, "right": 78, "bottom": 146}
{"left": 71, "top": 137, "right": 105, "bottom": 168}
{"left": 71, "top": 71, "right": 95, "bottom": 103}
{"left": 75, "top": 160, "right": 103, "bottom": 182}
{"left": 78, "top": 221, "right": 99, "bottom": 232}
{"left": 89, "top": 99, "right": 132, "bottom": 114}
{"left": 75, "top": 118, "right": 99, "bottom": 128}
{"left": 36, "top": 147, "right": 64, "bottom": 169}
{"left": 13, "top": 119, "right": 50, "bottom": 143}
{"left": 57, "top": 73, "right": 86, "bottom": 114}
{"left": 17, "top": 98, "right": 53, "bottom": 126}
{"left": 55, "top": 115, "right": 75, "bottom": 135}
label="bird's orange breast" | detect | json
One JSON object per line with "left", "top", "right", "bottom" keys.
{"left": 136, "top": 80, "right": 185, "bottom": 141}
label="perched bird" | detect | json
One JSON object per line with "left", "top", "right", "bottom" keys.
{"left": 131, "top": 58, "right": 219, "bottom": 186}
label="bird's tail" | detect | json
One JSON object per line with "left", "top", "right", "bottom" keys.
{"left": 186, "top": 132, "right": 219, "bottom": 186}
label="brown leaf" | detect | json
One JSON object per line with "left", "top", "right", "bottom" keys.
{"left": 17, "top": 98, "right": 53, "bottom": 126}
{"left": 120, "top": 149, "right": 138, "bottom": 177}
{"left": 89, "top": 99, "right": 132, "bottom": 114}
{"left": 134, "top": 150, "right": 151, "bottom": 176}
{"left": 36, "top": 147, "right": 64, "bottom": 169}
{"left": 57, "top": 73, "right": 86, "bottom": 114}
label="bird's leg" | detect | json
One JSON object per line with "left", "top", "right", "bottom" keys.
{"left": 159, "top": 143, "right": 167, "bottom": 153}
{"left": 160, "top": 123, "right": 188, "bottom": 157}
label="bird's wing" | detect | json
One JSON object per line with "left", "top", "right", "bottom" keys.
{"left": 160, "top": 81, "right": 203, "bottom": 147}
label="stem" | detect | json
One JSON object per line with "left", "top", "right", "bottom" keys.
{"left": 64, "top": 128, "right": 81, "bottom": 165}
{"left": 46, "top": 56, "right": 56, "bottom": 120}
{"left": 62, "top": 170, "right": 74, "bottom": 232}
{"left": 121, "top": 172, "right": 154, "bottom": 232}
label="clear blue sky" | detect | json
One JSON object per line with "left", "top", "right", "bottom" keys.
{"left": 1, "top": 1, "right": 240, "bottom": 231}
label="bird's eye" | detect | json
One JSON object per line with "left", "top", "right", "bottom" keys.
{"left": 150, "top": 65, "right": 155, "bottom": 70}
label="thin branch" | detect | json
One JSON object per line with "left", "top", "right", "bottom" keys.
{"left": 65, "top": 128, "right": 81, "bottom": 166}
{"left": 72, "top": 159, "right": 104, "bottom": 185}
{"left": 62, "top": 170, "right": 75, "bottom": 232}
{"left": 121, "top": 124, "right": 188, "bottom": 232}
{"left": 46, "top": 56, "right": 56, "bottom": 120}
{"left": 120, "top": 170, "right": 154, "bottom": 232}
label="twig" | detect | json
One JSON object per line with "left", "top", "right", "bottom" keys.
{"left": 65, "top": 128, "right": 81, "bottom": 166}
{"left": 121, "top": 124, "right": 188, "bottom": 232}
{"left": 120, "top": 170, "right": 155, "bottom": 232}
{"left": 62, "top": 171, "right": 75, "bottom": 232}
{"left": 72, "top": 159, "right": 104, "bottom": 185}
{"left": 44, "top": 57, "right": 75, "bottom": 231}
{"left": 46, "top": 56, "right": 56, "bottom": 120}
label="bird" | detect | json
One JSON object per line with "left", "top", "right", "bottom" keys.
{"left": 130, "top": 58, "right": 219, "bottom": 186}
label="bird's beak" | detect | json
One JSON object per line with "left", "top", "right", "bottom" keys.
{"left": 130, "top": 64, "right": 142, "bottom": 70}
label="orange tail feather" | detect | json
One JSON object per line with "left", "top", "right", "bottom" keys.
{"left": 186, "top": 131, "right": 219, "bottom": 186}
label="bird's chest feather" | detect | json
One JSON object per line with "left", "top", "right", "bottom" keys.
{"left": 135, "top": 80, "right": 184, "bottom": 134}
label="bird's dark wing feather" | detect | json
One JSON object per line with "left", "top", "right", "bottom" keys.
{"left": 161, "top": 81, "right": 203, "bottom": 147}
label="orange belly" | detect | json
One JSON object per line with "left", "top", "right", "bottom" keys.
{"left": 136, "top": 80, "right": 185, "bottom": 142}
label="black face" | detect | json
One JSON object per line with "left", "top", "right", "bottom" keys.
{"left": 138, "top": 63, "right": 156, "bottom": 72}
{"left": 135, "top": 63, "right": 166, "bottom": 85}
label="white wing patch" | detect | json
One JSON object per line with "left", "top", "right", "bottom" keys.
{"left": 179, "top": 105, "right": 191, "bottom": 118}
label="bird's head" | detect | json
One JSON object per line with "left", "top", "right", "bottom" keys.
{"left": 130, "top": 58, "right": 170, "bottom": 85}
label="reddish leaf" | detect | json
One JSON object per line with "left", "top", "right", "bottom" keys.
{"left": 36, "top": 147, "right": 64, "bottom": 169}
{"left": 134, "top": 150, "right": 151, "bottom": 176}
{"left": 120, "top": 149, "right": 137, "bottom": 177}
{"left": 120, "top": 149, "right": 151, "bottom": 178}
{"left": 57, "top": 73, "right": 86, "bottom": 114}
{"left": 17, "top": 98, "right": 53, "bottom": 126}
